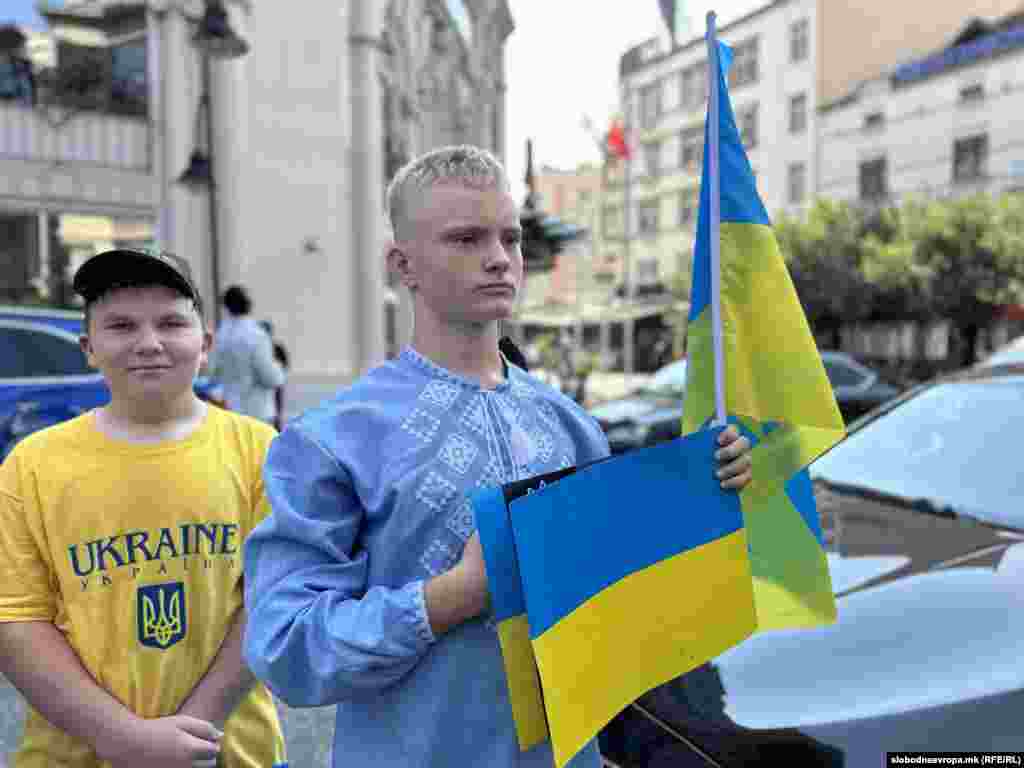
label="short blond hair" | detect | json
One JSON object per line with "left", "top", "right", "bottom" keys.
{"left": 386, "top": 145, "right": 510, "bottom": 240}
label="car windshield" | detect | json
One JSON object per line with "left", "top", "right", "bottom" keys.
{"left": 636, "top": 360, "right": 688, "bottom": 397}
{"left": 811, "top": 375, "right": 1024, "bottom": 530}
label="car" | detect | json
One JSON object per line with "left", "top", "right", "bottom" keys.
{"left": 590, "top": 359, "right": 688, "bottom": 454}
{"left": 0, "top": 305, "right": 221, "bottom": 460}
{"left": 591, "top": 352, "right": 900, "bottom": 454}
{"left": 820, "top": 350, "right": 902, "bottom": 423}
{"left": 600, "top": 362, "right": 1024, "bottom": 767}
{"left": 979, "top": 334, "right": 1024, "bottom": 367}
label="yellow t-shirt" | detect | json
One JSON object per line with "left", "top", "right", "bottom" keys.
{"left": 0, "top": 407, "right": 287, "bottom": 768}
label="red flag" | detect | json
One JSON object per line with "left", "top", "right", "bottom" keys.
{"left": 605, "top": 119, "right": 631, "bottom": 160}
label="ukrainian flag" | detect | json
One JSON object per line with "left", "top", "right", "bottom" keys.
{"left": 473, "top": 484, "right": 549, "bottom": 751}
{"left": 681, "top": 37, "right": 846, "bottom": 631}
{"left": 508, "top": 431, "right": 757, "bottom": 767}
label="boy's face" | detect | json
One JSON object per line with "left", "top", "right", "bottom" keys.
{"left": 80, "top": 284, "right": 211, "bottom": 405}
{"left": 398, "top": 182, "right": 523, "bottom": 328}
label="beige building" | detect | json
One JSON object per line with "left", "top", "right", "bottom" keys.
{"left": 0, "top": 0, "right": 513, "bottom": 392}
{"left": 609, "top": 0, "right": 1024, "bottom": 300}
{"left": 819, "top": 10, "right": 1024, "bottom": 204}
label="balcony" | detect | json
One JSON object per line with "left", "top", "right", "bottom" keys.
{"left": 0, "top": 102, "right": 150, "bottom": 170}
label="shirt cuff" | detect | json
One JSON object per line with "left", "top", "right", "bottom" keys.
{"left": 407, "top": 579, "right": 436, "bottom": 646}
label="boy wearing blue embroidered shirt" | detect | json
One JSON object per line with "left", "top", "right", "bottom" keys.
{"left": 242, "top": 146, "right": 752, "bottom": 767}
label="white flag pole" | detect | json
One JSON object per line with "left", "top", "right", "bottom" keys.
{"left": 705, "top": 12, "right": 727, "bottom": 426}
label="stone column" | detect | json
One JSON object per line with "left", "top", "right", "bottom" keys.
{"left": 350, "top": 0, "right": 388, "bottom": 371}
{"left": 208, "top": 0, "right": 251, "bottom": 289}
{"left": 159, "top": 3, "right": 193, "bottom": 264}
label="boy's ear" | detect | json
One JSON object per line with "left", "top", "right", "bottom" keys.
{"left": 79, "top": 335, "right": 97, "bottom": 368}
{"left": 387, "top": 242, "right": 417, "bottom": 290}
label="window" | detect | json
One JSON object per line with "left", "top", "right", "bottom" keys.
{"left": 959, "top": 83, "right": 985, "bottom": 104}
{"left": 859, "top": 156, "right": 888, "bottom": 202}
{"left": 863, "top": 111, "right": 885, "bottom": 131}
{"left": 678, "top": 188, "right": 698, "bottom": 227}
{"left": 679, "top": 61, "right": 707, "bottom": 110}
{"left": 636, "top": 258, "right": 659, "bottom": 285}
{"left": 638, "top": 200, "right": 659, "bottom": 235}
{"left": 680, "top": 126, "right": 703, "bottom": 171}
{"left": 790, "top": 19, "right": 809, "bottom": 63}
{"left": 643, "top": 141, "right": 662, "bottom": 178}
{"left": 109, "top": 38, "right": 148, "bottom": 116}
{"left": 738, "top": 104, "right": 758, "bottom": 149}
{"left": 0, "top": 53, "right": 35, "bottom": 106}
{"left": 789, "top": 92, "right": 807, "bottom": 134}
{"left": 729, "top": 38, "right": 759, "bottom": 88}
{"left": 953, "top": 134, "right": 988, "bottom": 183}
{"left": 0, "top": 326, "right": 92, "bottom": 379}
{"left": 823, "top": 358, "right": 867, "bottom": 389}
{"left": 788, "top": 162, "right": 806, "bottom": 204}
{"left": 640, "top": 81, "right": 662, "bottom": 130}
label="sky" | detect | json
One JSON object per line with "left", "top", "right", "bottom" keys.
{"left": 504, "top": 0, "right": 763, "bottom": 200}
{"left": 1, "top": 0, "right": 763, "bottom": 200}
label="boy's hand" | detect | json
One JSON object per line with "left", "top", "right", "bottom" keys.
{"left": 453, "top": 532, "right": 490, "bottom": 621}
{"left": 424, "top": 532, "right": 490, "bottom": 637}
{"left": 716, "top": 425, "right": 753, "bottom": 491}
{"left": 98, "top": 714, "right": 222, "bottom": 768}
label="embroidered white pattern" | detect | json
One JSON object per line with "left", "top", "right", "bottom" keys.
{"left": 416, "top": 471, "right": 458, "bottom": 512}
{"left": 461, "top": 395, "right": 489, "bottom": 437}
{"left": 401, "top": 408, "right": 441, "bottom": 443}
{"left": 477, "top": 457, "right": 506, "bottom": 488}
{"left": 533, "top": 428, "right": 555, "bottom": 464}
{"left": 558, "top": 453, "right": 573, "bottom": 469}
{"left": 420, "top": 540, "right": 457, "bottom": 576}
{"left": 536, "top": 399, "right": 560, "bottom": 428}
{"left": 439, "top": 433, "right": 479, "bottom": 475}
{"left": 445, "top": 497, "right": 475, "bottom": 541}
{"left": 420, "top": 380, "right": 461, "bottom": 411}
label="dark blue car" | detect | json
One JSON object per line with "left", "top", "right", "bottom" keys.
{"left": 0, "top": 305, "right": 220, "bottom": 460}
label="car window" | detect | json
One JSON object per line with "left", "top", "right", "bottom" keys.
{"left": 0, "top": 326, "right": 93, "bottom": 378}
{"left": 811, "top": 376, "right": 1024, "bottom": 529}
{"left": 644, "top": 360, "right": 688, "bottom": 396}
{"left": 824, "top": 358, "right": 866, "bottom": 388}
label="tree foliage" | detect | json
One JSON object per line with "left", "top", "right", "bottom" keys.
{"left": 778, "top": 193, "right": 1024, "bottom": 330}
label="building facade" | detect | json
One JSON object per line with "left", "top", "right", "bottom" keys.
{"left": 819, "top": 12, "right": 1024, "bottom": 204}
{"left": 0, "top": 0, "right": 513, "bottom": 390}
{"left": 609, "top": 0, "right": 1024, "bottom": 297}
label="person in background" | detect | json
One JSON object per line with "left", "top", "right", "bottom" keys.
{"left": 208, "top": 285, "right": 285, "bottom": 425}
{"left": 259, "top": 320, "right": 290, "bottom": 431}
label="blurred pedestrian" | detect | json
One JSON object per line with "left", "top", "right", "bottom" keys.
{"left": 208, "top": 285, "right": 285, "bottom": 425}
{"left": 259, "top": 319, "right": 290, "bottom": 431}
{"left": 242, "top": 145, "right": 753, "bottom": 768}
{"left": 0, "top": 249, "right": 287, "bottom": 767}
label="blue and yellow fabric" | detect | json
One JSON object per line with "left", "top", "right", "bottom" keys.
{"left": 473, "top": 484, "right": 549, "bottom": 751}
{"left": 681, "top": 40, "right": 846, "bottom": 631}
{"left": 473, "top": 431, "right": 757, "bottom": 767}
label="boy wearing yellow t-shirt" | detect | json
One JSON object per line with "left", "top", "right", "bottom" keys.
{"left": 0, "top": 249, "right": 287, "bottom": 768}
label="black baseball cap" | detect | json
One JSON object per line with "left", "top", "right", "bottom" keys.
{"left": 73, "top": 249, "right": 201, "bottom": 309}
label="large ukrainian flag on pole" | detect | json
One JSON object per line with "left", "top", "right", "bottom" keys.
{"left": 682, "top": 14, "right": 846, "bottom": 631}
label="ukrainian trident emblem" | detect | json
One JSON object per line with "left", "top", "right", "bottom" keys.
{"left": 137, "top": 582, "right": 186, "bottom": 649}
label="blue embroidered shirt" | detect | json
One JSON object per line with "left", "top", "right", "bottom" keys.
{"left": 243, "top": 347, "right": 610, "bottom": 768}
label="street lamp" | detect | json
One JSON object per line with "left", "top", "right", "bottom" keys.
{"left": 176, "top": 0, "right": 250, "bottom": 326}
{"left": 193, "top": 0, "right": 249, "bottom": 59}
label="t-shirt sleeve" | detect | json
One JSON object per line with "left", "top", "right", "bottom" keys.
{"left": 247, "top": 421, "right": 278, "bottom": 534}
{"left": 0, "top": 451, "right": 57, "bottom": 622}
